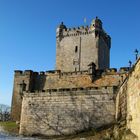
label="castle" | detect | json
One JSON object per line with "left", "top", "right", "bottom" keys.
{"left": 11, "top": 17, "right": 140, "bottom": 139}
{"left": 56, "top": 17, "right": 110, "bottom": 72}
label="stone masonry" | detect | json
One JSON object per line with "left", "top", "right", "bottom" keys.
{"left": 116, "top": 58, "right": 140, "bottom": 140}
{"left": 11, "top": 17, "right": 140, "bottom": 137}
{"left": 11, "top": 17, "right": 112, "bottom": 122}
{"left": 11, "top": 68, "right": 128, "bottom": 122}
{"left": 19, "top": 89, "right": 115, "bottom": 136}
{"left": 56, "top": 17, "right": 111, "bottom": 72}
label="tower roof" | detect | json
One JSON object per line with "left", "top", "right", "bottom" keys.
{"left": 58, "top": 22, "right": 67, "bottom": 29}
{"left": 91, "top": 16, "right": 102, "bottom": 29}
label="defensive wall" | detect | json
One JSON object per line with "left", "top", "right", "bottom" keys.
{"left": 116, "top": 57, "right": 140, "bottom": 139}
{"left": 11, "top": 67, "right": 129, "bottom": 122}
{"left": 10, "top": 67, "right": 128, "bottom": 136}
{"left": 19, "top": 87, "right": 116, "bottom": 136}
{"left": 12, "top": 61, "right": 140, "bottom": 138}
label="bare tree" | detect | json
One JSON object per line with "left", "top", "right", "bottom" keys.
{"left": 0, "top": 104, "right": 11, "bottom": 121}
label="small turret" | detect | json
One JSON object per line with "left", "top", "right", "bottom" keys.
{"left": 56, "top": 22, "right": 67, "bottom": 39}
{"left": 91, "top": 16, "right": 102, "bottom": 30}
{"left": 59, "top": 22, "right": 67, "bottom": 29}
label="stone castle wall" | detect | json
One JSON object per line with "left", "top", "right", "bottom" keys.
{"left": 56, "top": 29, "right": 99, "bottom": 72}
{"left": 56, "top": 22, "right": 111, "bottom": 72}
{"left": 11, "top": 68, "right": 128, "bottom": 121}
{"left": 10, "top": 17, "right": 140, "bottom": 139}
{"left": 13, "top": 69, "right": 125, "bottom": 91}
{"left": 115, "top": 79, "right": 127, "bottom": 123}
{"left": 98, "top": 36, "right": 110, "bottom": 69}
{"left": 116, "top": 58, "right": 140, "bottom": 139}
{"left": 11, "top": 70, "right": 34, "bottom": 121}
{"left": 126, "top": 58, "right": 140, "bottom": 139}
{"left": 19, "top": 88, "right": 115, "bottom": 136}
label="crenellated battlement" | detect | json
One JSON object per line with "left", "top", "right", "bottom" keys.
{"left": 56, "top": 25, "right": 93, "bottom": 38}
{"left": 105, "top": 68, "right": 117, "bottom": 73}
{"left": 14, "top": 67, "right": 130, "bottom": 78}
{"left": 14, "top": 70, "right": 89, "bottom": 77}
{"left": 63, "top": 25, "right": 90, "bottom": 31}
{"left": 57, "top": 25, "right": 111, "bottom": 40}
{"left": 15, "top": 70, "right": 33, "bottom": 76}
{"left": 14, "top": 70, "right": 60, "bottom": 76}
{"left": 104, "top": 67, "right": 129, "bottom": 74}
{"left": 14, "top": 70, "right": 23, "bottom": 75}
{"left": 119, "top": 67, "right": 130, "bottom": 73}
{"left": 57, "top": 22, "right": 110, "bottom": 47}
{"left": 24, "top": 70, "right": 33, "bottom": 75}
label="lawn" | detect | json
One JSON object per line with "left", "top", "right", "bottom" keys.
{"left": 0, "top": 121, "right": 19, "bottom": 135}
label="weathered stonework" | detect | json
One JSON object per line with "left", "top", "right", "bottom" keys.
{"left": 56, "top": 17, "right": 111, "bottom": 72}
{"left": 115, "top": 79, "right": 127, "bottom": 122}
{"left": 20, "top": 89, "right": 115, "bottom": 136}
{"left": 11, "top": 67, "right": 128, "bottom": 122}
{"left": 116, "top": 58, "right": 140, "bottom": 139}
{"left": 11, "top": 17, "right": 140, "bottom": 138}
{"left": 11, "top": 70, "right": 34, "bottom": 121}
{"left": 126, "top": 59, "right": 140, "bottom": 139}
{"left": 12, "top": 68, "right": 128, "bottom": 136}
{"left": 11, "top": 17, "right": 113, "bottom": 123}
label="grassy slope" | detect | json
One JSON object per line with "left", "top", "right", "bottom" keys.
{"left": 0, "top": 122, "right": 109, "bottom": 139}
{"left": 0, "top": 121, "right": 19, "bottom": 135}
{"left": 0, "top": 122, "right": 138, "bottom": 140}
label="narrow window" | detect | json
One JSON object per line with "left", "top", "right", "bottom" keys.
{"left": 75, "top": 46, "right": 78, "bottom": 53}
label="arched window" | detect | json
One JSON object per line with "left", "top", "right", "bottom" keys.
{"left": 75, "top": 46, "right": 78, "bottom": 53}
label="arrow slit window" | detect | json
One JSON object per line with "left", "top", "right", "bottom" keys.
{"left": 75, "top": 46, "right": 78, "bottom": 53}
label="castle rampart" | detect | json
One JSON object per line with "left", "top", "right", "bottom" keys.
{"left": 11, "top": 66, "right": 128, "bottom": 122}
{"left": 116, "top": 57, "right": 140, "bottom": 139}
{"left": 19, "top": 89, "right": 116, "bottom": 136}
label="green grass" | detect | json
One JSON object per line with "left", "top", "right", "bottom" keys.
{"left": 0, "top": 121, "right": 19, "bottom": 135}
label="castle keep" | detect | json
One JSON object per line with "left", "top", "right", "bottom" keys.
{"left": 11, "top": 17, "right": 140, "bottom": 138}
{"left": 56, "top": 17, "right": 111, "bottom": 72}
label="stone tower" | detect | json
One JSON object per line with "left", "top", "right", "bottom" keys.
{"left": 56, "top": 17, "right": 111, "bottom": 72}
{"left": 11, "top": 70, "right": 34, "bottom": 121}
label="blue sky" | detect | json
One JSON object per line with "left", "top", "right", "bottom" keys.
{"left": 0, "top": 0, "right": 140, "bottom": 106}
